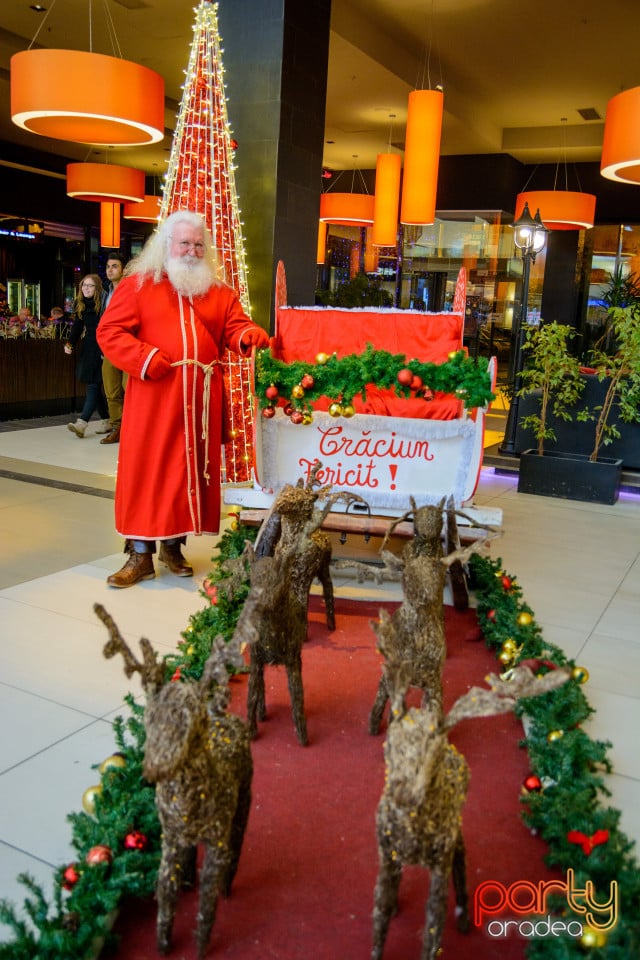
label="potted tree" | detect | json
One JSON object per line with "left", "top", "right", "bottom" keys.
{"left": 577, "top": 303, "right": 640, "bottom": 466}
{"left": 515, "top": 320, "right": 626, "bottom": 504}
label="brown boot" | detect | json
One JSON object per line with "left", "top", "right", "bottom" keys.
{"left": 158, "top": 542, "right": 193, "bottom": 577}
{"left": 100, "top": 427, "right": 121, "bottom": 444}
{"left": 107, "top": 551, "right": 155, "bottom": 588}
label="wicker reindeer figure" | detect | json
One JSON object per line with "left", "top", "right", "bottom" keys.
{"left": 371, "top": 652, "right": 570, "bottom": 960}
{"left": 233, "top": 470, "right": 369, "bottom": 745}
{"left": 366, "top": 497, "right": 499, "bottom": 734}
{"left": 94, "top": 604, "right": 253, "bottom": 959}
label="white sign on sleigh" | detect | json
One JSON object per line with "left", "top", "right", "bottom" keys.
{"left": 254, "top": 408, "right": 483, "bottom": 511}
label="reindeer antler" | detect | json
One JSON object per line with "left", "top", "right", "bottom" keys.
{"left": 444, "top": 664, "right": 571, "bottom": 731}
{"left": 94, "top": 603, "right": 166, "bottom": 693}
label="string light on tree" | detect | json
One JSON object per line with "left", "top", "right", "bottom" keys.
{"left": 161, "top": 0, "right": 255, "bottom": 483}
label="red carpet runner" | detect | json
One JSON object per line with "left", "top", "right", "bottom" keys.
{"left": 111, "top": 596, "right": 562, "bottom": 960}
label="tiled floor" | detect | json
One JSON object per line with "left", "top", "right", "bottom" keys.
{"left": 1, "top": 415, "right": 639, "bottom": 939}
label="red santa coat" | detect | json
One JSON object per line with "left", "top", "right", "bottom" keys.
{"left": 97, "top": 274, "right": 256, "bottom": 541}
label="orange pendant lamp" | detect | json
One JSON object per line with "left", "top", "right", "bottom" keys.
{"left": 319, "top": 192, "right": 375, "bottom": 226}
{"left": 515, "top": 190, "right": 596, "bottom": 230}
{"left": 372, "top": 153, "right": 401, "bottom": 246}
{"left": 400, "top": 89, "right": 443, "bottom": 225}
{"left": 11, "top": 49, "right": 165, "bottom": 146}
{"left": 316, "top": 220, "right": 327, "bottom": 264}
{"left": 67, "top": 163, "right": 146, "bottom": 203}
{"left": 601, "top": 86, "right": 640, "bottom": 184}
{"left": 100, "top": 203, "right": 121, "bottom": 248}
{"left": 123, "top": 195, "right": 162, "bottom": 223}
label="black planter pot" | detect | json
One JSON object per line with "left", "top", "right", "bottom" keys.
{"left": 517, "top": 449, "right": 623, "bottom": 505}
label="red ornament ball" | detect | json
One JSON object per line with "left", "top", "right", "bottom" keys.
{"left": 410, "top": 374, "right": 423, "bottom": 391}
{"left": 501, "top": 575, "right": 513, "bottom": 590}
{"left": 290, "top": 410, "right": 304, "bottom": 424}
{"left": 62, "top": 865, "right": 81, "bottom": 890}
{"left": 397, "top": 367, "right": 413, "bottom": 387}
{"left": 300, "top": 373, "right": 315, "bottom": 389}
{"left": 283, "top": 403, "right": 294, "bottom": 417}
{"left": 262, "top": 405, "right": 276, "bottom": 419}
{"left": 523, "top": 775, "right": 543, "bottom": 793}
{"left": 486, "top": 609, "right": 497, "bottom": 621}
{"left": 265, "top": 384, "right": 279, "bottom": 400}
{"left": 85, "top": 845, "right": 113, "bottom": 867}
{"left": 124, "top": 830, "right": 148, "bottom": 851}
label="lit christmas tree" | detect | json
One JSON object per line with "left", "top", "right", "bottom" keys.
{"left": 161, "top": 0, "right": 255, "bottom": 483}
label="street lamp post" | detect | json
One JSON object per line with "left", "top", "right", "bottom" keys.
{"left": 499, "top": 202, "right": 548, "bottom": 456}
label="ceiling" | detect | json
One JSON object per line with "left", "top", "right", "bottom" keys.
{"left": 0, "top": 0, "right": 637, "bottom": 184}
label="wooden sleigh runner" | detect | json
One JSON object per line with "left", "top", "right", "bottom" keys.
{"left": 224, "top": 262, "right": 502, "bottom": 549}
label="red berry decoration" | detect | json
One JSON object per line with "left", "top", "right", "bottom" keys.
{"left": 300, "top": 373, "right": 315, "bottom": 389}
{"left": 486, "top": 609, "right": 496, "bottom": 621}
{"left": 85, "top": 845, "right": 113, "bottom": 867}
{"left": 262, "top": 405, "right": 276, "bottom": 419}
{"left": 501, "top": 575, "right": 513, "bottom": 591}
{"left": 397, "top": 367, "right": 413, "bottom": 387}
{"left": 523, "top": 775, "right": 543, "bottom": 793}
{"left": 265, "top": 384, "right": 279, "bottom": 400}
{"left": 62, "top": 865, "right": 81, "bottom": 890}
{"left": 124, "top": 830, "right": 148, "bottom": 851}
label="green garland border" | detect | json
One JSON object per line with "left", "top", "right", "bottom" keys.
{"left": 1, "top": 534, "right": 637, "bottom": 958}
{"left": 254, "top": 344, "right": 495, "bottom": 414}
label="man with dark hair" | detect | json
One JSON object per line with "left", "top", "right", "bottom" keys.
{"left": 100, "top": 253, "right": 126, "bottom": 444}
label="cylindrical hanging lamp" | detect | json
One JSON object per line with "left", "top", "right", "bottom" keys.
{"left": 67, "top": 163, "right": 145, "bottom": 203}
{"left": 400, "top": 89, "right": 443, "bottom": 225}
{"left": 372, "top": 153, "right": 401, "bottom": 246}
{"left": 123, "top": 195, "right": 162, "bottom": 222}
{"left": 515, "top": 190, "right": 596, "bottom": 230}
{"left": 601, "top": 86, "right": 640, "bottom": 184}
{"left": 316, "top": 220, "right": 327, "bottom": 264}
{"left": 11, "top": 49, "right": 165, "bottom": 146}
{"left": 100, "top": 202, "right": 121, "bottom": 248}
{"left": 364, "top": 228, "right": 379, "bottom": 273}
{"left": 319, "top": 192, "right": 375, "bottom": 226}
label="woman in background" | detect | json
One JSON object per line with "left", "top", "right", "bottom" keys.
{"left": 64, "top": 274, "right": 111, "bottom": 438}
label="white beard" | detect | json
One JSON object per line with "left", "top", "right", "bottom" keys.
{"left": 166, "top": 255, "right": 217, "bottom": 297}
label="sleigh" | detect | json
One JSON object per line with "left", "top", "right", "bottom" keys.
{"left": 224, "top": 264, "right": 502, "bottom": 538}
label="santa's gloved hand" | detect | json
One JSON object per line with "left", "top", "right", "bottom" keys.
{"left": 240, "top": 326, "right": 270, "bottom": 350}
{"left": 145, "top": 351, "right": 173, "bottom": 380}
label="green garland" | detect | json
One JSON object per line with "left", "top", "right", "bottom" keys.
{"left": 469, "top": 554, "right": 640, "bottom": 958}
{"left": 255, "top": 344, "right": 495, "bottom": 414}
{"left": 1, "top": 537, "right": 637, "bottom": 958}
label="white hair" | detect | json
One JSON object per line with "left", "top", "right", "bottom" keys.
{"left": 124, "top": 210, "right": 223, "bottom": 287}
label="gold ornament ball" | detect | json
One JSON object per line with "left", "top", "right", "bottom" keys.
{"left": 517, "top": 611, "right": 533, "bottom": 626}
{"left": 546, "top": 729, "right": 564, "bottom": 743}
{"left": 315, "top": 352, "right": 329, "bottom": 365}
{"left": 291, "top": 384, "right": 305, "bottom": 399}
{"left": 98, "top": 754, "right": 126, "bottom": 775}
{"left": 448, "top": 350, "right": 459, "bottom": 360}
{"left": 502, "top": 637, "right": 518, "bottom": 654}
{"left": 302, "top": 413, "right": 313, "bottom": 425}
{"left": 498, "top": 650, "right": 514, "bottom": 665}
{"left": 571, "top": 665, "right": 590, "bottom": 684}
{"left": 82, "top": 784, "right": 103, "bottom": 815}
{"left": 580, "top": 928, "right": 607, "bottom": 948}
{"left": 328, "top": 402, "right": 343, "bottom": 417}
{"left": 342, "top": 402, "right": 355, "bottom": 418}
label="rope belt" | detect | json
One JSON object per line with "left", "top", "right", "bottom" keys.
{"left": 170, "top": 358, "right": 219, "bottom": 484}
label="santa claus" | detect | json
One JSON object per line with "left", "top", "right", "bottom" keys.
{"left": 97, "top": 209, "right": 269, "bottom": 588}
